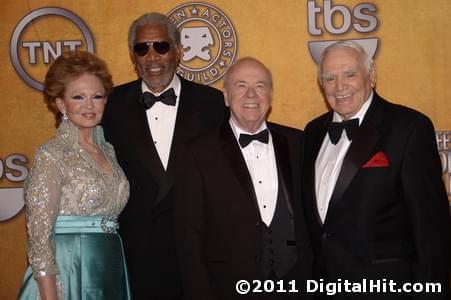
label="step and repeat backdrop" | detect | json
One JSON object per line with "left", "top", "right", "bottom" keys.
{"left": 1, "top": 0, "right": 450, "bottom": 297}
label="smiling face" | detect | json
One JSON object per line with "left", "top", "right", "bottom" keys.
{"left": 56, "top": 73, "right": 106, "bottom": 132}
{"left": 131, "top": 23, "right": 182, "bottom": 93}
{"left": 224, "top": 58, "right": 272, "bottom": 133}
{"left": 320, "top": 46, "right": 376, "bottom": 120}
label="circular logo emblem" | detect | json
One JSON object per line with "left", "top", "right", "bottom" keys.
{"left": 0, "top": 188, "right": 24, "bottom": 221}
{"left": 168, "top": 2, "right": 237, "bottom": 85}
{"left": 10, "top": 7, "right": 95, "bottom": 91}
{"left": 0, "top": 154, "right": 28, "bottom": 222}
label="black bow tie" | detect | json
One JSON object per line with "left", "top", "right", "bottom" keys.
{"left": 239, "top": 129, "right": 269, "bottom": 148}
{"left": 328, "top": 118, "right": 359, "bottom": 145}
{"left": 141, "top": 88, "right": 177, "bottom": 109}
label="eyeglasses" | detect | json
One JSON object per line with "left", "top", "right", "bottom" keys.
{"left": 133, "top": 41, "right": 171, "bottom": 56}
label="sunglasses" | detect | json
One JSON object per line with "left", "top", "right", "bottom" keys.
{"left": 133, "top": 41, "right": 171, "bottom": 56}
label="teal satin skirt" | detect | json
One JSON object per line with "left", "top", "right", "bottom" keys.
{"left": 18, "top": 216, "right": 131, "bottom": 299}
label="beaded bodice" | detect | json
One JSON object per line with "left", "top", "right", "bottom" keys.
{"left": 24, "top": 121, "right": 129, "bottom": 278}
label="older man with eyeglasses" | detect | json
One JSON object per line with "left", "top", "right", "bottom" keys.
{"left": 102, "top": 12, "right": 226, "bottom": 300}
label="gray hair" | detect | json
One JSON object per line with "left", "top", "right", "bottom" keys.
{"left": 223, "top": 57, "right": 273, "bottom": 90}
{"left": 128, "top": 12, "right": 181, "bottom": 50}
{"left": 318, "top": 40, "right": 374, "bottom": 84}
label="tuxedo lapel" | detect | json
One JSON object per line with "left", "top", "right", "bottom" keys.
{"left": 155, "top": 78, "right": 204, "bottom": 206}
{"left": 219, "top": 122, "right": 261, "bottom": 215}
{"left": 270, "top": 125, "right": 294, "bottom": 213}
{"left": 166, "top": 78, "right": 203, "bottom": 173}
{"left": 122, "top": 81, "right": 166, "bottom": 188}
{"left": 325, "top": 96, "right": 384, "bottom": 222}
{"left": 305, "top": 113, "right": 332, "bottom": 226}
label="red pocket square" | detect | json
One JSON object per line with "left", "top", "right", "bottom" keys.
{"left": 362, "top": 151, "right": 390, "bottom": 168}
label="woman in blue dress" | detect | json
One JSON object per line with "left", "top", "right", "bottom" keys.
{"left": 18, "top": 50, "right": 131, "bottom": 299}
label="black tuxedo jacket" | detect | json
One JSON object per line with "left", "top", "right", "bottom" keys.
{"left": 175, "top": 121, "right": 313, "bottom": 300}
{"left": 102, "top": 76, "right": 226, "bottom": 299}
{"left": 302, "top": 93, "right": 450, "bottom": 299}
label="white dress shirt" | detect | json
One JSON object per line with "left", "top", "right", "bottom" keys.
{"left": 315, "top": 91, "right": 373, "bottom": 222}
{"left": 142, "top": 75, "right": 181, "bottom": 170}
{"left": 230, "top": 119, "right": 279, "bottom": 226}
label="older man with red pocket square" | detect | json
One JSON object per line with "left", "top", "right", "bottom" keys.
{"left": 301, "top": 41, "right": 450, "bottom": 299}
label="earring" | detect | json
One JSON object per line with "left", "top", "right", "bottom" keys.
{"left": 62, "top": 112, "right": 69, "bottom": 122}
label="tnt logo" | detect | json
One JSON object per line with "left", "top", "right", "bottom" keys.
{"left": 307, "top": 0, "right": 379, "bottom": 64}
{"left": 10, "top": 7, "right": 95, "bottom": 91}
{"left": 168, "top": 2, "right": 237, "bottom": 85}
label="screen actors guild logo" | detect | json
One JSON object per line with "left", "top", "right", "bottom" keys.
{"left": 168, "top": 2, "right": 237, "bottom": 85}
{"left": 181, "top": 27, "right": 214, "bottom": 61}
{"left": 10, "top": 7, "right": 95, "bottom": 91}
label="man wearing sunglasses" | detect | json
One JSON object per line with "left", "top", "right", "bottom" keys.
{"left": 102, "top": 12, "right": 226, "bottom": 300}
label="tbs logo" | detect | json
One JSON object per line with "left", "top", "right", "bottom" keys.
{"left": 307, "top": 0, "right": 379, "bottom": 64}
{"left": 0, "top": 154, "right": 29, "bottom": 221}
